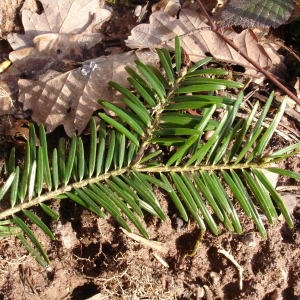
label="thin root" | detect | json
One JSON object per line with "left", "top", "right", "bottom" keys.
{"left": 217, "top": 248, "right": 244, "bottom": 290}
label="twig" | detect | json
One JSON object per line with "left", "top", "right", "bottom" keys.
{"left": 277, "top": 185, "right": 300, "bottom": 192}
{"left": 152, "top": 253, "right": 169, "bottom": 268}
{"left": 218, "top": 248, "right": 244, "bottom": 290}
{"left": 272, "top": 39, "right": 300, "bottom": 62}
{"left": 196, "top": 0, "right": 216, "bottom": 30}
{"left": 121, "top": 228, "right": 169, "bottom": 267}
{"left": 196, "top": 0, "right": 300, "bottom": 105}
{"left": 120, "top": 227, "right": 168, "bottom": 254}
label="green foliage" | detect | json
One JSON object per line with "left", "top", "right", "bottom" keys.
{"left": 0, "top": 37, "right": 299, "bottom": 266}
{"left": 218, "top": 0, "right": 294, "bottom": 28}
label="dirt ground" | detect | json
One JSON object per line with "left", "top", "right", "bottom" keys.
{"left": 0, "top": 194, "right": 299, "bottom": 300}
{"left": 0, "top": 1, "right": 299, "bottom": 299}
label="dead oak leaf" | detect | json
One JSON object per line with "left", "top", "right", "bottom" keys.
{"left": 9, "top": 32, "right": 105, "bottom": 62}
{"left": 7, "top": 0, "right": 111, "bottom": 59}
{"left": 126, "top": 9, "right": 284, "bottom": 77}
{"left": 19, "top": 51, "right": 158, "bottom": 136}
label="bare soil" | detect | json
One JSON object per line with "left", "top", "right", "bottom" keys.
{"left": 0, "top": 197, "right": 299, "bottom": 300}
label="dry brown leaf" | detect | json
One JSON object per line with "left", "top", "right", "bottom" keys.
{"left": 7, "top": 47, "right": 38, "bottom": 63}
{"left": 0, "top": 82, "right": 14, "bottom": 115}
{"left": 0, "top": 51, "right": 76, "bottom": 117}
{"left": 152, "top": 0, "right": 180, "bottom": 16}
{"left": 18, "top": 51, "right": 158, "bottom": 136}
{"left": 126, "top": 9, "right": 284, "bottom": 76}
{"left": 7, "top": 0, "right": 111, "bottom": 62}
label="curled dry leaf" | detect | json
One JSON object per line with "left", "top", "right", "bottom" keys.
{"left": 126, "top": 9, "right": 284, "bottom": 76}
{"left": 8, "top": 0, "right": 112, "bottom": 61}
{"left": 152, "top": 0, "right": 180, "bottom": 16}
{"left": 0, "top": 118, "right": 35, "bottom": 146}
{"left": 18, "top": 51, "right": 158, "bottom": 136}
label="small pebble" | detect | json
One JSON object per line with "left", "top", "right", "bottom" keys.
{"left": 196, "top": 286, "right": 205, "bottom": 299}
{"left": 209, "top": 271, "right": 219, "bottom": 284}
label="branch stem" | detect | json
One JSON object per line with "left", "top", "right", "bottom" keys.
{"left": 0, "top": 161, "right": 274, "bottom": 220}
{"left": 133, "top": 67, "right": 186, "bottom": 164}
